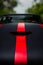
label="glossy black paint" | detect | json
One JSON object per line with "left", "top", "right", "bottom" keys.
{"left": 25, "top": 23, "right": 43, "bottom": 65}
{"left": 0, "top": 23, "right": 17, "bottom": 65}
{"left": 0, "top": 23, "right": 43, "bottom": 65}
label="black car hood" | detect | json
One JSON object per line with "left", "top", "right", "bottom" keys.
{"left": 0, "top": 23, "right": 43, "bottom": 65}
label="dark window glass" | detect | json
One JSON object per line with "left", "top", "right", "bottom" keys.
{"left": 0, "top": 14, "right": 42, "bottom": 24}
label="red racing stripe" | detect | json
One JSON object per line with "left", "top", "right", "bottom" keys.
{"left": 14, "top": 23, "right": 27, "bottom": 64}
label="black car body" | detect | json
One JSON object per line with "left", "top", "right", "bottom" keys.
{"left": 0, "top": 14, "right": 43, "bottom": 65}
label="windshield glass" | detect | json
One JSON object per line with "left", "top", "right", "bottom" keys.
{"left": 0, "top": 14, "right": 42, "bottom": 24}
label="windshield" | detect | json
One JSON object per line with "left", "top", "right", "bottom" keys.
{"left": 0, "top": 14, "right": 42, "bottom": 24}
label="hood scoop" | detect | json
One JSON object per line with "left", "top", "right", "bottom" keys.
{"left": 10, "top": 31, "right": 32, "bottom": 36}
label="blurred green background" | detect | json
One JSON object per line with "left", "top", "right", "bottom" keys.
{"left": 0, "top": 0, "right": 18, "bottom": 16}
{"left": 26, "top": 0, "right": 43, "bottom": 19}
{"left": 0, "top": 0, "right": 43, "bottom": 19}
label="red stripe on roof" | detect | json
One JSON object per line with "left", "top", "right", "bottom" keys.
{"left": 14, "top": 23, "right": 27, "bottom": 64}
